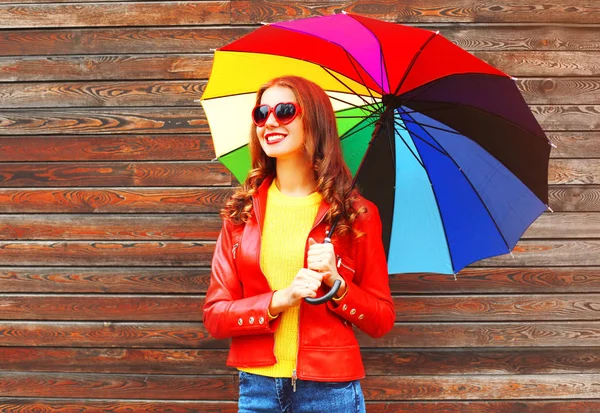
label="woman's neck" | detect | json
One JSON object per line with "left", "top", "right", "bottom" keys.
{"left": 274, "top": 157, "right": 317, "bottom": 197}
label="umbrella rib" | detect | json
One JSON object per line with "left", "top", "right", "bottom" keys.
{"left": 390, "top": 117, "right": 425, "bottom": 169}
{"left": 339, "top": 115, "right": 380, "bottom": 141}
{"left": 392, "top": 31, "right": 439, "bottom": 96}
{"left": 343, "top": 49, "right": 381, "bottom": 107}
{"left": 400, "top": 109, "right": 512, "bottom": 252}
{"left": 392, "top": 117, "right": 450, "bottom": 159}
{"left": 321, "top": 65, "right": 381, "bottom": 110}
{"left": 327, "top": 94, "right": 380, "bottom": 115}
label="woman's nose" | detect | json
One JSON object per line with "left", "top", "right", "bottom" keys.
{"left": 264, "top": 111, "right": 279, "bottom": 127}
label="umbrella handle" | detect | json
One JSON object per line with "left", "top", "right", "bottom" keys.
{"left": 304, "top": 231, "right": 341, "bottom": 305}
{"left": 304, "top": 279, "right": 341, "bottom": 305}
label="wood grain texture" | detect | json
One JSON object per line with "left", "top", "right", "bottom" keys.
{"left": 0, "top": 188, "right": 233, "bottom": 213}
{"left": 0, "top": 372, "right": 235, "bottom": 400}
{"left": 0, "top": 400, "right": 237, "bottom": 413}
{"left": 548, "top": 132, "right": 600, "bottom": 158}
{"left": 0, "top": 162, "right": 230, "bottom": 187}
{"left": 0, "top": 241, "right": 214, "bottom": 266}
{"left": 1, "top": 26, "right": 598, "bottom": 57}
{"left": 0, "top": 55, "right": 213, "bottom": 82}
{"left": 2, "top": 212, "right": 590, "bottom": 241}
{"left": 0, "top": 135, "right": 216, "bottom": 162}
{"left": 0, "top": 106, "right": 595, "bottom": 135}
{"left": 1, "top": 321, "right": 599, "bottom": 348}
{"left": 0, "top": 2, "right": 229, "bottom": 28}
{"left": 230, "top": 1, "right": 600, "bottom": 24}
{"left": 2, "top": 347, "right": 599, "bottom": 375}
{"left": 394, "top": 294, "right": 600, "bottom": 321}
{"left": 0, "top": 322, "right": 223, "bottom": 348}
{"left": 0, "top": 295, "right": 203, "bottom": 321}
{"left": 0, "top": 214, "right": 222, "bottom": 240}
{"left": 0, "top": 81, "right": 206, "bottom": 108}
{"left": 0, "top": 267, "right": 210, "bottom": 293}
{"left": 2, "top": 78, "right": 599, "bottom": 109}
{"left": 361, "top": 374, "right": 600, "bottom": 400}
{"left": 0, "top": 109, "right": 208, "bottom": 135}
{"left": 476, "top": 241, "right": 600, "bottom": 267}
{"left": 359, "top": 322, "right": 600, "bottom": 348}
{"left": 393, "top": 267, "right": 600, "bottom": 294}
{"left": 0, "top": 52, "right": 597, "bottom": 83}
{"left": 0, "top": 400, "right": 600, "bottom": 413}
{"left": 549, "top": 186, "right": 600, "bottom": 212}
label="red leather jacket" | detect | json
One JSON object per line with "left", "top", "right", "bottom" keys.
{"left": 203, "top": 177, "right": 395, "bottom": 381}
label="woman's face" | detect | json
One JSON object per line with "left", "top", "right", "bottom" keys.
{"left": 256, "top": 86, "right": 306, "bottom": 162}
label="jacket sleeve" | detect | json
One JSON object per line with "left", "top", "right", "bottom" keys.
{"left": 203, "top": 218, "right": 281, "bottom": 339}
{"left": 327, "top": 204, "right": 395, "bottom": 338}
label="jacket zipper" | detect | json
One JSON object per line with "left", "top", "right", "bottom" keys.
{"left": 293, "top": 212, "right": 330, "bottom": 392}
{"left": 232, "top": 243, "right": 239, "bottom": 259}
{"left": 336, "top": 255, "right": 355, "bottom": 273}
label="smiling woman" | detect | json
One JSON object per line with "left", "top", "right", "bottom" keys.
{"left": 203, "top": 76, "right": 395, "bottom": 413}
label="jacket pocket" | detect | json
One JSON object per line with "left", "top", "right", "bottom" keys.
{"left": 336, "top": 255, "right": 355, "bottom": 281}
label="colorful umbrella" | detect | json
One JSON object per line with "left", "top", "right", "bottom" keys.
{"left": 201, "top": 13, "right": 551, "bottom": 277}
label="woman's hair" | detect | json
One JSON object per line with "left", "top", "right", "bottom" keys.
{"left": 221, "top": 75, "right": 363, "bottom": 237}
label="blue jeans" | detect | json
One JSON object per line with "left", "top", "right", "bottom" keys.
{"left": 238, "top": 371, "right": 366, "bottom": 413}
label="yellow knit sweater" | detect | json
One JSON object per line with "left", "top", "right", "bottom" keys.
{"left": 239, "top": 181, "right": 322, "bottom": 378}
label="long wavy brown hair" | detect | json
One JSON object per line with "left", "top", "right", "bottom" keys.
{"left": 221, "top": 76, "right": 363, "bottom": 237}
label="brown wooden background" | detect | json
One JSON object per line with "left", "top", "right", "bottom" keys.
{"left": 0, "top": 1, "right": 599, "bottom": 412}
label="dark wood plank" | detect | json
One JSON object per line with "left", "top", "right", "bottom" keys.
{"left": 0, "top": 106, "right": 596, "bottom": 135}
{"left": 0, "top": 241, "right": 214, "bottom": 266}
{"left": 1, "top": 26, "right": 598, "bottom": 57}
{"left": 0, "top": 214, "right": 222, "bottom": 240}
{"left": 532, "top": 105, "right": 600, "bottom": 132}
{"left": 518, "top": 78, "right": 600, "bottom": 105}
{"left": 549, "top": 185, "right": 600, "bottom": 212}
{"left": 0, "top": 2, "right": 229, "bottom": 28}
{"left": 1, "top": 321, "right": 600, "bottom": 348}
{"left": 549, "top": 159, "right": 600, "bottom": 184}
{"left": 3, "top": 78, "right": 599, "bottom": 108}
{"left": 4, "top": 294, "right": 599, "bottom": 322}
{"left": 0, "top": 81, "right": 206, "bottom": 108}
{"left": 1, "top": 400, "right": 600, "bottom": 413}
{"left": 0, "top": 399, "right": 237, "bottom": 413}
{"left": 523, "top": 212, "right": 600, "bottom": 238}
{"left": 0, "top": 267, "right": 210, "bottom": 293}
{"left": 0, "top": 322, "right": 224, "bottom": 348}
{"left": 362, "top": 348, "right": 600, "bottom": 375}
{"left": 0, "top": 162, "right": 230, "bottom": 187}
{"left": 359, "top": 322, "right": 600, "bottom": 348}
{"left": 0, "top": 372, "right": 234, "bottom": 400}
{"left": 230, "top": 1, "right": 600, "bottom": 24}
{"left": 394, "top": 294, "right": 600, "bottom": 321}
{"left": 475, "top": 51, "right": 600, "bottom": 76}
{"left": 0, "top": 348, "right": 232, "bottom": 374}
{"left": 548, "top": 132, "right": 600, "bottom": 158}
{"left": 0, "top": 188, "right": 233, "bottom": 213}
{"left": 0, "top": 295, "right": 203, "bottom": 321}
{"left": 1, "top": 52, "right": 598, "bottom": 83}
{"left": 2, "top": 347, "right": 599, "bottom": 376}
{"left": 0, "top": 109, "right": 208, "bottom": 135}
{"left": 393, "top": 267, "right": 600, "bottom": 294}
{"left": 367, "top": 401, "right": 600, "bottom": 413}
{"left": 0, "top": 135, "right": 216, "bottom": 162}
{"left": 0, "top": 55, "right": 212, "bottom": 82}
{"left": 476, "top": 240, "right": 600, "bottom": 267}
{"left": 362, "top": 374, "right": 600, "bottom": 400}
{"left": 0, "top": 27, "right": 251, "bottom": 55}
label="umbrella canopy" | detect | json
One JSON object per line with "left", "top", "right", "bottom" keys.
{"left": 201, "top": 13, "right": 551, "bottom": 276}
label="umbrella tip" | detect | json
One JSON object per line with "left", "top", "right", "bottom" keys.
{"left": 341, "top": 9, "right": 348, "bottom": 14}
{"left": 549, "top": 141, "right": 557, "bottom": 148}
{"left": 511, "top": 76, "right": 518, "bottom": 81}
{"left": 547, "top": 205, "right": 554, "bottom": 213}
{"left": 453, "top": 273, "right": 457, "bottom": 281}
{"left": 435, "top": 30, "right": 440, "bottom": 35}
{"left": 193, "top": 99, "right": 201, "bottom": 103}
{"left": 260, "top": 21, "right": 270, "bottom": 25}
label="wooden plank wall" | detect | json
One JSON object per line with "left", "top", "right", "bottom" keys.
{"left": 0, "top": 1, "right": 598, "bottom": 412}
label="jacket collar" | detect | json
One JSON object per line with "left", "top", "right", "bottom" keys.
{"left": 254, "top": 175, "right": 331, "bottom": 233}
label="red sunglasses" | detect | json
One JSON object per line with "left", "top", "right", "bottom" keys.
{"left": 252, "top": 102, "right": 301, "bottom": 127}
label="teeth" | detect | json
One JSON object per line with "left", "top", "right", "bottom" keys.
{"left": 266, "top": 134, "right": 285, "bottom": 143}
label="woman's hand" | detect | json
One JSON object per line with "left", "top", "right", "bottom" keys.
{"left": 306, "top": 237, "right": 346, "bottom": 296}
{"left": 269, "top": 268, "right": 324, "bottom": 315}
